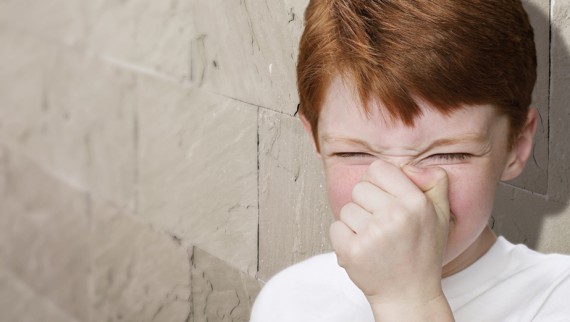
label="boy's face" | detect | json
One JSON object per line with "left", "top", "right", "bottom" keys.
{"left": 307, "top": 77, "right": 531, "bottom": 274}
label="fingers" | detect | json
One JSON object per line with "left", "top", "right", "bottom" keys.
{"left": 402, "top": 165, "right": 447, "bottom": 194}
{"left": 351, "top": 181, "right": 393, "bottom": 214}
{"left": 329, "top": 220, "right": 356, "bottom": 267}
{"left": 361, "top": 160, "right": 422, "bottom": 199}
{"left": 336, "top": 160, "right": 450, "bottom": 244}
{"left": 350, "top": 160, "right": 448, "bottom": 218}
{"left": 402, "top": 165, "right": 450, "bottom": 218}
{"left": 339, "top": 202, "right": 371, "bottom": 233}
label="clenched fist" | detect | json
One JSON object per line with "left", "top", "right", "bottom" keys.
{"left": 329, "top": 159, "right": 454, "bottom": 321}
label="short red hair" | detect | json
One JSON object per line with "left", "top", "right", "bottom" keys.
{"left": 297, "top": 0, "right": 536, "bottom": 149}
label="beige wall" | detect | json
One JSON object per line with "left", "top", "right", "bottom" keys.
{"left": 0, "top": 0, "right": 569, "bottom": 321}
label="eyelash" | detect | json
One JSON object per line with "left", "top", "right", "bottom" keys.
{"left": 429, "top": 153, "right": 472, "bottom": 161}
{"left": 334, "top": 152, "right": 472, "bottom": 161}
{"left": 334, "top": 152, "right": 372, "bottom": 158}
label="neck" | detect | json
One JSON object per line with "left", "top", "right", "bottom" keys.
{"left": 442, "top": 226, "right": 497, "bottom": 278}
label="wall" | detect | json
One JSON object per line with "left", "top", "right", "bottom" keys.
{"left": 0, "top": 0, "right": 568, "bottom": 321}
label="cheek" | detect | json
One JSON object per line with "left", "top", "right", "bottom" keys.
{"left": 446, "top": 167, "right": 498, "bottom": 226}
{"left": 324, "top": 164, "right": 368, "bottom": 220}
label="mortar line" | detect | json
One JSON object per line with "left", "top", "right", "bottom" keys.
{"left": 201, "top": 89, "right": 265, "bottom": 110}
{"left": 500, "top": 181, "right": 564, "bottom": 204}
{"left": 546, "top": 0, "right": 553, "bottom": 195}
{"left": 258, "top": 104, "right": 297, "bottom": 119}
{"left": 256, "top": 105, "right": 261, "bottom": 276}
{"left": 134, "top": 76, "right": 140, "bottom": 217}
{"left": 200, "top": 89, "right": 298, "bottom": 119}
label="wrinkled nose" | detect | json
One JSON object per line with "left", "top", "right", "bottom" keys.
{"left": 375, "top": 155, "right": 415, "bottom": 168}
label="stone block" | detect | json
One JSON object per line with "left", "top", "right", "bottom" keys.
{"left": 86, "top": 0, "right": 193, "bottom": 81}
{"left": 137, "top": 79, "right": 258, "bottom": 274}
{"left": 548, "top": 0, "right": 570, "bottom": 204}
{"left": 492, "top": 183, "right": 570, "bottom": 254}
{"left": 0, "top": 271, "right": 79, "bottom": 322}
{"left": 44, "top": 51, "right": 137, "bottom": 209}
{"left": 258, "top": 108, "right": 332, "bottom": 281}
{"left": 0, "top": 147, "right": 90, "bottom": 321}
{"left": 508, "top": 0, "right": 550, "bottom": 193}
{"left": 0, "top": 0, "right": 87, "bottom": 46}
{"left": 536, "top": 203, "right": 570, "bottom": 255}
{"left": 190, "top": 0, "right": 306, "bottom": 114}
{"left": 91, "top": 202, "right": 191, "bottom": 322}
{"left": 0, "top": 147, "right": 6, "bottom": 199}
{"left": 191, "top": 247, "right": 262, "bottom": 322}
{"left": 0, "top": 28, "right": 56, "bottom": 144}
{"left": 0, "top": 34, "right": 137, "bottom": 210}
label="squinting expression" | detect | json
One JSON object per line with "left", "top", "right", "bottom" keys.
{"left": 312, "top": 77, "right": 519, "bottom": 272}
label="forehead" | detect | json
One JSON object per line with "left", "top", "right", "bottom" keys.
{"left": 318, "top": 77, "right": 505, "bottom": 149}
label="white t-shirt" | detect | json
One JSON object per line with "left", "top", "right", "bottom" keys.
{"left": 251, "top": 237, "right": 570, "bottom": 322}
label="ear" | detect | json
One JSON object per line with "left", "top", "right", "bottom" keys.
{"left": 501, "top": 108, "right": 538, "bottom": 181}
{"left": 299, "top": 113, "right": 322, "bottom": 159}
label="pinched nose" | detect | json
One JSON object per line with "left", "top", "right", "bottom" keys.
{"left": 403, "top": 165, "right": 450, "bottom": 218}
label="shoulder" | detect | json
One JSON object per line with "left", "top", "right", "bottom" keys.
{"left": 494, "top": 237, "right": 570, "bottom": 287}
{"left": 257, "top": 252, "right": 340, "bottom": 297}
{"left": 506, "top": 238, "right": 570, "bottom": 274}
{"left": 250, "top": 253, "right": 339, "bottom": 319}
{"left": 250, "top": 252, "right": 373, "bottom": 322}
{"left": 444, "top": 237, "right": 570, "bottom": 320}
{"left": 503, "top": 239, "right": 570, "bottom": 319}
{"left": 269, "top": 252, "right": 340, "bottom": 280}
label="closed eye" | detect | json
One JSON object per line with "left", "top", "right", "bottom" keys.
{"left": 334, "top": 152, "right": 373, "bottom": 158}
{"left": 428, "top": 153, "right": 472, "bottom": 162}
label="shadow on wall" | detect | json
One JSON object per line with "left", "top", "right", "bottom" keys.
{"left": 492, "top": 1, "right": 570, "bottom": 252}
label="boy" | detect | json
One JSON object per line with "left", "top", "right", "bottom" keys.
{"left": 251, "top": 0, "right": 570, "bottom": 321}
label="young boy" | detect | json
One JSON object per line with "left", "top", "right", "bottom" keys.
{"left": 251, "top": 0, "right": 570, "bottom": 321}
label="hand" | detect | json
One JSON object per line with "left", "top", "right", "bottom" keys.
{"left": 329, "top": 159, "right": 453, "bottom": 319}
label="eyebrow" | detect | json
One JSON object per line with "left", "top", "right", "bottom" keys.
{"left": 321, "top": 133, "right": 488, "bottom": 153}
{"left": 322, "top": 135, "right": 377, "bottom": 151}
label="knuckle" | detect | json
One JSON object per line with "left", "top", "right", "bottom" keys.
{"left": 348, "top": 242, "right": 364, "bottom": 259}
{"left": 351, "top": 181, "right": 373, "bottom": 204}
{"left": 351, "top": 182, "right": 365, "bottom": 200}
{"left": 370, "top": 159, "right": 388, "bottom": 169}
{"left": 408, "top": 193, "right": 429, "bottom": 210}
{"left": 362, "top": 161, "right": 381, "bottom": 182}
{"left": 385, "top": 202, "right": 405, "bottom": 217}
{"left": 366, "top": 218, "right": 386, "bottom": 239}
{"left": 330, "top": 220, "right": 345, "bottom": 237}
{"left": 339, "top": 203, "right": 354, "bottom": 221}
{"left": 392, "top": 209, "right": 412, "bottom": 227}
{"left": 386, "top": 204, "right": 416, "bottom": 228}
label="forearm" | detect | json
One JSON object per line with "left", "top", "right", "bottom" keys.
{"left": 370, "top": 294, "right": 455, "bottom": 322}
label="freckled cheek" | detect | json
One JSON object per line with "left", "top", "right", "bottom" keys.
{"left": 325, "top": 165, "right": 369, "bottom": 220}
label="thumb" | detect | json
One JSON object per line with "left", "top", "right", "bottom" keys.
{"left": 403, "top": 165, "right": 450, "bottom": 218}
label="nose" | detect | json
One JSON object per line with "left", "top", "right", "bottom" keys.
{"left": 375, "top": 155, "right": 415, "bottom": 169}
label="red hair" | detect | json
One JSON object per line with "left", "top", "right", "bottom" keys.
{"left": 297, "top": 0, "right": 536, "bottom": 149}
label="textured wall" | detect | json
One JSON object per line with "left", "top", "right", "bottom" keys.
{"left": 0, "top": 0, "right": 568, "bottom": 321}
